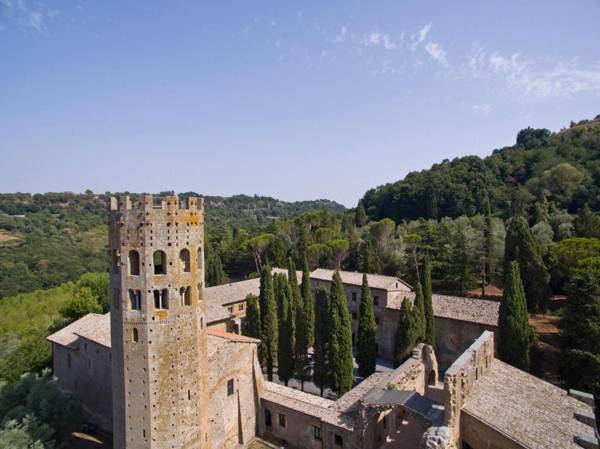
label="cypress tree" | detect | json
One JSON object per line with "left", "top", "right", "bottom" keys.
{"left": 482, "top": 196, "right": 494, "bottom": 296}
{"left": 498, "top": 261, "right": 532, "bottom": 371}
{"left": 277, "top": 277, "right": 294, "bottom": 386}
{"left": 328, "top": 271, "right": 354, "bottom": 395}
{"left": 301, "top": 257, "right": 315, "bottom": 347}
{"left": 242, "top": 294, "right": 261, "bottom": 340}
{"left": 413, "top": 283, "right": 426, "bottom": 343}
{"left": 357, "top": 274, "right": 377, "bottom": 378}
{"left": 287, "top": 258, "right": 300, "bottom": 347}
{"left": 505, "top": 216, "right": 550, "bottom": 312}
{"left": 294, "top": 293, "right": 310, "bottom": 390}
{"left": 422, "top": 257, "right": 435, "bottom": 347}
{"left": 259, "top": 265, "right": 278, "bottom": 381}
{"left": 313, "top": 287, "right": 330, "bottom": 396}
{"left": 355, "top": 201, "right": 368, "bottom": 227}
{"left": 394, "top": 297, "right": 418, "bottom": 366}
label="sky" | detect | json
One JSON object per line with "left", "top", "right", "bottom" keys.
{"left": 1, "top": 1, "right": 599, "bottom": 206}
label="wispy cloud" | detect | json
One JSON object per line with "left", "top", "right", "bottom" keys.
{"left": 424, "top": 42, "right": 447, "bottom": 66}
{"left": 411, "top": 22, "right": 432, "bottom": 51}
{"left": 462, "top": 47, "right": 600, "bottom": 99}
{"left": 473, "top": 103, "right": 494, "bottom": 115}
{"left": 0, "top": 0, "right": 58, "bottom": 33}
{"left": 363, "top": 31, "right": 396, "bottom": 50}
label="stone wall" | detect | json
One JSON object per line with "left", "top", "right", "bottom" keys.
{"left": 208, "top": 339, "right": 263, "bottom": 449}
{"left": 442, "top": 331, "right": 495, "bottom": 445}
{"left": 460, "top": 413, "right": 525, "bottom": 449}
{"left": 52, "top": 341, "right": 113, "bottom": 432}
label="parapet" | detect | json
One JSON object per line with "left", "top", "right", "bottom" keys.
{"left": 108, "top": 195, "right": 204, "bottom": 214}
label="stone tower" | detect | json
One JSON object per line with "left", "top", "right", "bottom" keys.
{"left": 109, "top": 195, "right": 210, "bottom": 449}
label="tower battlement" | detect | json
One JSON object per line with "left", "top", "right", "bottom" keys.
{"left": 109, "top": 194, "right": 204, "bottom": 215}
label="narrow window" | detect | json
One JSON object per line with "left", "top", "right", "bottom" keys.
{"left": 375, "top": 316, "right": 379, "bottom": 325}
{"left": 352, "top": 292, "right": 357, "bottom": 302}
{"left": 228, "top": 306, "right": 233, "bottom": 313}
{"left": 197, "top": 247, "right": 202, "bottom": 271}
{"left": 334, "top": 434, "right": 343, "bottom": 446}
{"left": 238, "top": 303, "right": 244, "bottom": 311}
{"left": 67, "top": 353, "right": 71, "bottom": 368}
{"left": 227, "top": 379, "right": 234, "bottom": 396}
{"left": 265, "top": 409, "right": 272, "bottom": 427}
{"left": 154, "top": 289, "right": 169, "bottom": 310}
{"left": 143, "top": 429, "right": 146, "bottom": 439}
{"left": 133, "top": 328, "right": 139, "bottom": 342}
{"left": 129, "top": 250, "right": 140, "bottom": 275}
{"left": 197, "top": 283, "right": 203, "bottom": 300}
{"left": 129, "top": 290, "right": 142, "bottom": 310}
{"left": 352, "top": 312, "right": 357, "bottom": 320}
{"left": 188, "top": 390, "right": 191, "bottom": 400}
{"left": 112, "top": 250, "right": 119, "bottom": 273}
{"left": 374, "top": 295, "right": 379, "bottom": 306}
{"left": 179, "top": 248, "right": 191, "bottom": 272}
{"left": 153, "top": 250, "right": 166, "bottom": 275}
{"left": 278, "top": 413, "right": 286, "bottom": 428}
{"left": 312, "top": 426, "right": 322, "bottom": 440}
{"left": 182, "top": 286, "right": 191, "bottom": 306}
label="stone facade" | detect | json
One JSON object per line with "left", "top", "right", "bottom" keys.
{"left": 109, "top": 195, "right": 211, "bottom": 449}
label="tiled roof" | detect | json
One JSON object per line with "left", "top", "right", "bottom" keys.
{"left": 310, "top": 269, "right": 412, "bottom": 291}
{"left": 47, "top": 313, "right": 111, "bottom": 349}
{"left": 386, "top": 292, "right": 499, "bottom": 327}
{"left": 262, "top": 382, "right": 353, "bottom": 430}
{"left": 207, "top": 327, "right": 260, "bottom": 343}
{"left": 205, "top": 268, "right": 300, "bottom": 323}
{"left": 463, "top": 359, "right": 596, "bottom": 449}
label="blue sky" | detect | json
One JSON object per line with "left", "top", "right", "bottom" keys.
{"left": 1, "top": 1, "right": 599, "bottom": 206}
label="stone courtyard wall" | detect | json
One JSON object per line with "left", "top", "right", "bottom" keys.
{"left": 460, "top": 412, "right": 525, "bottom": 449}
{"left": 52, "top": 341, "right": 113, "bottom": 433}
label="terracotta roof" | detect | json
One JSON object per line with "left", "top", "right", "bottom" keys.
{"left": 310, "top": 269, "right": 412, "bottom": 292}
{"left": 47, "top": 313, "right": 111, "bottom": 349}
{"left": 262, "top": 382, "right": 353, "bottom": 430}
{"left": 386, "top": 292, "right": 499, "bottom": 327}
{"left": 206, "top": 327, "right": 260, "bottom": 343}
{"left": 463, "top": 359, "right": 596, "bottom": 449}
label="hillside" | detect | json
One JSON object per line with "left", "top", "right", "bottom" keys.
{"left": 361, "top": 116, "right": 600, "bottom": 221}
{"left": 0, "top": 192, "right": 345, "bottom": 298}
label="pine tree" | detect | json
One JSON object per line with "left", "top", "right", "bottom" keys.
{"left": 422, "top": 257, "right": 435, "bottom": 347}
{"left": 328, "top": 271, "right": 354, "bottom": 395}
{"left": 357, "top": 274, "right": 377, "bottom": 378}
{"left": 259, "top": 265, "right": 278, "bottom": 381}
{"left": 394, "top": 297, "right": 418, "bottom": 366}
{"left": 355, "top": 201, "right": 368, "bottom": 227}
{"left": 498, "top": 261, "right": 532, "bottom": 371}
{"left": 313, "top": 287, "right": 330, "bottom": 396}
{"left": 277, "top": 277, "right": 294, "bottom": 386}
{"left": 301, "top": 257, "right": 315, "bottom": 348}
{"left": 413, "top": 283, "right": 426, "bottom": 343}
{"left": 505, "top": 216, "right": 550, "bottom": 312}
{"left": 242, "top": 294, "right": 261, "bottom": 339}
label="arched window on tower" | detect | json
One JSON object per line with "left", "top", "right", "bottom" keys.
{"left": 180, "top": 286, "right": 192, "bottom": 306}
{"left": 153, "top": 250, "right": 166, "bottom": 275}
{"left": 179, "top": 249, "right": 191, "bottom": 272}
{"left": 197, "top": 283, "right": 203, "bottom": 301}
{"left": 197, "top": 247, "right": 202, "bottom": 271}
{"left": 129, "top": 289, "right": 142, "bottom": 310}
{"left": 132, "top": 328, "right": 139, "bottom": 342}
{"left": 154, "top": 289, "right": 169, "bottom": 309}
{"left": 129, "top": 250, "right": 140, "bottom": 275}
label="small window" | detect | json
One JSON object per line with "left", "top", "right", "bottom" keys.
{"left": 153, "top": 250, "right": 166, "bottom": 275}
{"left": 278, "top": 413, "right": 286, "bottom": 428}
{"left": 352, "top": 312, "right": 357, "bottom": 320}
{"left": 129, "top": 289, "right": 142, "bottom": 310}
{"left": 67, "top": 353, "right": 71, "bottom": 368}
{"left": 334, "top": 434, "right": 343, "bottom": 446}
{"left": 265, "top": 409, "right": 272, "bottom": 427}
{"left": 352, "top": 292, "right": 357, "bottom": 302}
{"left": 197, "top": 247, "right": 203, "bottom": 271}
{"left": 179, "top": 249, "right": 191, "bottom": 272}
{"left": 129, "top": 250, "right": 140, "bottom": 275}
{"left": 312, "top": 426, "right": 322, "bottom": 440}
{"left": 374, "top": 296, "right": 379, "bottom": 306}
{"left": 228, "top": 306, "right": 233, "bottom": 313}
{"left": 133, "top": 328, "right": 139, "bottom": 342}
{"left": 154, "top": 289, "right": 169, "bottom": 310}
{"left": 197, "top": 283, "right": 203, "bottom": 300}
{"left": 375, "top": 316, "right": 379, "bottom": 325}
{"left": 238, "top": 303, "right": 244, "bottom": 311}
{"left": 227, "top": 379, "right": 234, "bottom": 396}
{"left": 180, "top": 287, "right": 192, "bottom": 306}
{"left": 188, "top": 390, "right": 191, "bottom": 400}
{"left": 112, "top": 250, "right": 119, "bottom": 273}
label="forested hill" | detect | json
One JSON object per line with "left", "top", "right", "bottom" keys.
{"left": 0, "top": 192, "right": 345, "bottom": 298}
{"left": 361, "top": 115, "right": 600, "bottom": 222}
